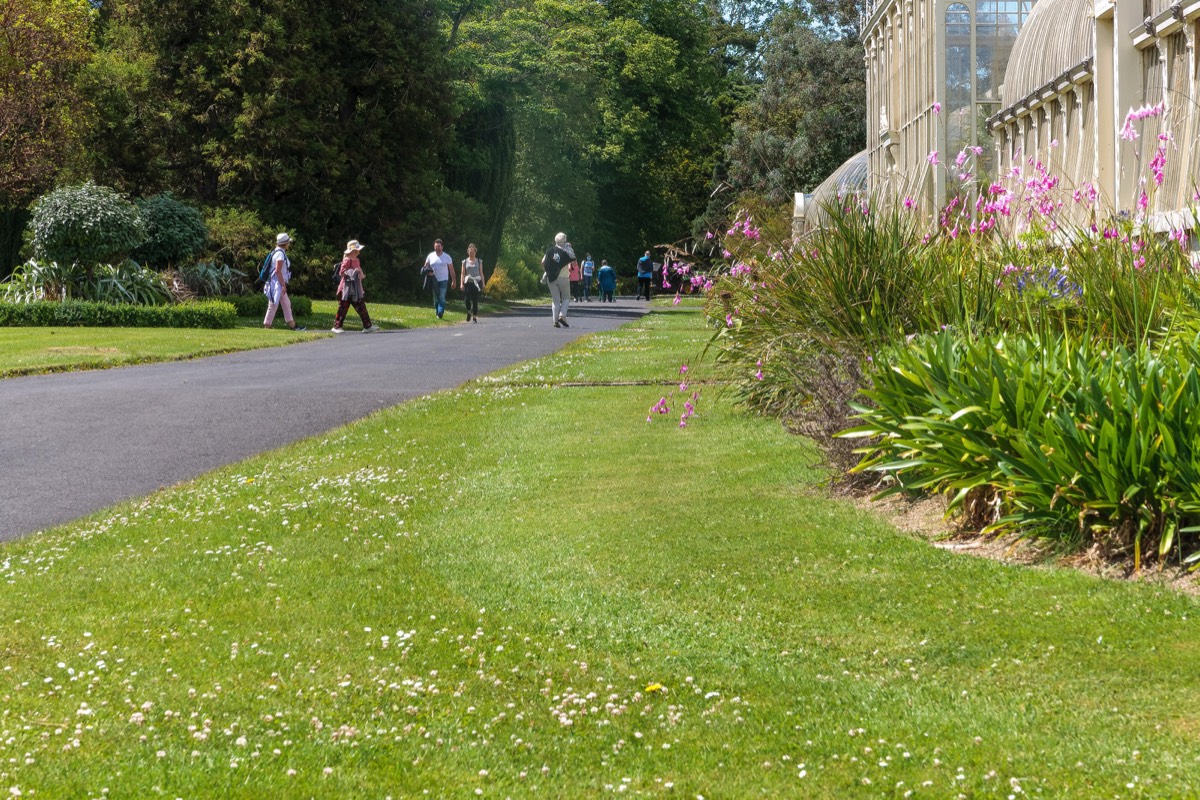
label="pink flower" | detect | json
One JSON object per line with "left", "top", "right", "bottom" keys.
{"left": 927, "top": 150, "right": 939, "bottom": 165}
{"left": 903, "top": 197, "right": 915, "bottom": 210}
{"left": 932, "top": 102, "right": 941, "bottom": 115}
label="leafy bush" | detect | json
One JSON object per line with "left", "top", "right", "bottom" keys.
{"left": 132, "top": 192, "right": 208, "bottom": 269}
{"left": 843, "top": 330, "right": 1200, "bottom": 568}
{"left": 91, "top": 261, "right": 173, "bottom": 305}
{"left": 1, "top": 259, "right": 171, "bottom": 305}
{"left": 485, "top": 264, "right": 518, "bottom": 300}
{"left": 202, "top": 206, "right": 274, "bottom": 276}
{"left": 29, "top": 182, "right": 144, "bottom": 269}
{"left": 0, "top": 299, "right": 237, "bottom": 328}
{"left": 175, "top": 261, "right": 247, "bottom": 297}
{"left": 228, "top": 293, "right": 312, "bottom": 318}
{"left": 0, "top": 259, "right": 83, "bottom": 302}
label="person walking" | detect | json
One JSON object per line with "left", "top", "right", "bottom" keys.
{"left": 542, "top": 232, "right": 574, "bottom": 328}
{"left": 332, "top": 240, "right": 380, "bottom": 333}
{"left": 581, "top": 253, "right": 595, "bottom": 301}
{"left": 597, "top": 259, "right": 617, "bottom": 302}
{"left": 636, "top": 250, "right": 654, "bottom": 301}
{"left": 263, "top": 232, "right": 305, "bottom": 330}
{"left": 423, "top": 239, "right": 456, "bottom": 319}
{"left": 569, "top": 258, "right": 583, "bottom": 302}
{"left": 460, "top": 243, "right": 486, "bottom": 323}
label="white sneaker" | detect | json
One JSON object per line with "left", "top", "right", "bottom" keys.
{"left": 331, "top": 327, "right": 344, "bottom": 334}
{"left": 362, "top": 325, "right": 381, "bottom": 333}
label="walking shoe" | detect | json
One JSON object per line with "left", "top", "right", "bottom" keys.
{"left": 292, "top": 326, "right": 308, "bottom": 332}
{"left": 558, "top": 316, "right": 569, "bottom": 328}
{"left": 472, "top": 316, "right": 478, "bottom": 323}
{"left": 331, "top": 327, "right": 344, "bottom": 333}
{"left": 362, "top": 325, "right": 381, "bottom": 333}
{"left": 554, "top": 320, "right": 561, "bottom": 328}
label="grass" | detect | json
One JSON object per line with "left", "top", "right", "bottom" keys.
{"left": 1, "top": 307, "right": 1199, "bottom": 798}
{"left": 0, "top": 297, "right": 505, "bottom": 377}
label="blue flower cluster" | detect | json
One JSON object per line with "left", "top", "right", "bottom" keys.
{"left": 1013, "top": 265, "right": 1083, "bottom": 303}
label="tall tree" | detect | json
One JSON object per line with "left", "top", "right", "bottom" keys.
{"left": 0, "top": 0, "right": 93, "bottom": 272}
{"left": 452, "top": 0, "right": 729, "bottom": 270}
{"left": 83, "top": 0, "right": 455, "bottom": 286}
{"left": 725, "top": 7, "right": 865, "bottom": 205}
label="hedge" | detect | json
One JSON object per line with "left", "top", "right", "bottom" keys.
{"left": 228, "top": 294, "right": 312, "bottom": 318}
{"left": 0, "top": 299, "right": 237, "bottom": 328}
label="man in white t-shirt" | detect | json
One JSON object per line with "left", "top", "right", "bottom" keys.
{"left": 423, "top": 238, "right": 456, "bottom": 319}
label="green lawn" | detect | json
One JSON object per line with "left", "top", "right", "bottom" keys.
{"left": 1, "top": 307, "right": 1197, "bottom": 798}
{"left": 0, "top": 297, "right": 504, "bottom": 377}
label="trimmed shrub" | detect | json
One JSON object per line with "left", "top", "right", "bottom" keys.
{"left": 132, "top": 192, "right": 208, "bottom": 269}
{"left": 29, "top": 183, "right": 144, "bottom": 269}
{"left": 229, "top": 294, "right": 312, "bottom": 318}
{"left": 0, "top": 299, "right": 237, "bottom": 328}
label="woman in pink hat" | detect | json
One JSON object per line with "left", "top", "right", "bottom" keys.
{"left": 332, "top": 240, "right": 380, "bottom": 333}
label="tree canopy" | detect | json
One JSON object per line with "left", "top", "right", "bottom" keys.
{"left": 8, "top": 0, "right": 867, "bottom": 286}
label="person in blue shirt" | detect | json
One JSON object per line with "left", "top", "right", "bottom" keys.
{"left": 636, "top": 251, "right": 653, "bottom": 301}
{"left": 597, "top": 259, "right": 617, "bottom": 302}
{"left": 581, "top": 253, "right": 595, "bottom": 301}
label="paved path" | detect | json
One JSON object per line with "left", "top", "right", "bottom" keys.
{"left": 0, "top": 301, "right": 649, "bottom": 541}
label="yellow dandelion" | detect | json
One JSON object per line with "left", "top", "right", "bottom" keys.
{"left": 645, "top": 683, "right": 664, "bottom": 693}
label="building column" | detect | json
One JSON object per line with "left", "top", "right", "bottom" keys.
{"left": 1112, "top": 0, "right": 1145, "bottom": 212}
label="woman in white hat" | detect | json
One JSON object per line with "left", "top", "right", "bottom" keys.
{"left": 333, "top": 239, "right": 380, "bottom": 333}
{"left": 263, "top": 232, "right": 305, "bottom": 330}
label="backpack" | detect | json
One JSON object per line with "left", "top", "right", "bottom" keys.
{"left": 257, "top": 248, "right": 281, "bottom": 287}
{"left": 332, "top": 262, "right": 343, "bottom": 289}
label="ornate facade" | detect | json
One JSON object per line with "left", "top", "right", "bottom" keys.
{"left": 860, "top": 0, "right": 1034, "bottom": 211}
{"left": 991, "top": 0, "right": 1200, "bottom": 229}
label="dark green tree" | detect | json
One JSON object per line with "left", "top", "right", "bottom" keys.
{"left": 724, "top": 7, "right": 865, "bottom": 206}
{"left": 82, "top": 0, "right": 455, "bottom": 290}
{"left": 0, "top": 0, "right": 94, "bottom": 274}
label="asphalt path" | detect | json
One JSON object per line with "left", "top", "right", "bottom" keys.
{"left": 0, "top": 300, "right": 649, "bottom": 541}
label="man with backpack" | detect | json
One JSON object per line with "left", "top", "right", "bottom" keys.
{"left": 263, "top": 233, "right": 306, "bottom": 330}
{"left": 542, "top": 232, "right": 574, "bottom": 328}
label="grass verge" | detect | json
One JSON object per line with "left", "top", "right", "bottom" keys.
{"left": 0, "top": 298, "right": 506, "bottom": 378}
{"left": 1, "top": 307, "right": 1198, "bottom": 798}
